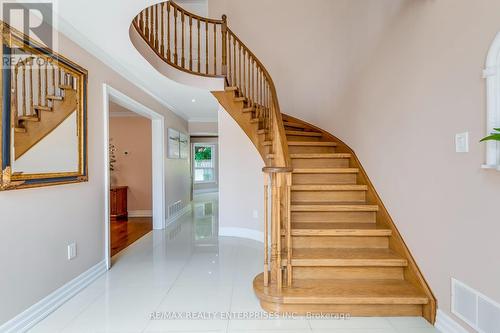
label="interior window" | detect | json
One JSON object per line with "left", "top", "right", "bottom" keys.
{"left": 193, "top": 144, "right": 215, "bottom": 183}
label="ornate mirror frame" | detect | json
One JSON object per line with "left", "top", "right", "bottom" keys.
{"left": 0, "top": 23, "right": 88, "bottom": 190}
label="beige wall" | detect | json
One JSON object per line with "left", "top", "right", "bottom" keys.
{"left": 210, "top": 0, "right": 500, "bottom": 330}
{"left": 0, "top": 29, "right": 190, "bottom": 323}
{"left": 109, "top": 110, "right": 152, "bottom": 212}
{"left": 189, "top": 121, "right": 218, "bottom": 135}
{"left": 218, "top": 109, "right": 264, "bottom": 236}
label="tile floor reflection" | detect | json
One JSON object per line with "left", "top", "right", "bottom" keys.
{"left": 29, "top": 193, "right": 439, "bottom": 333}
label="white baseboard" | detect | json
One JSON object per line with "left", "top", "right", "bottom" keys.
{"left": 435, "top": 309, "right": 469, "bottom": 333}
{"left": 166, "top": 204, "right": 192, "bottom": 226}
{"left": 128, "top": 210, "right": 152, "bottom": 218}
{"left": 0, "top": 260, "right": 107, "bottom": 333}
{"left": 219, "top": 227, "right": 264, "bottom": 243}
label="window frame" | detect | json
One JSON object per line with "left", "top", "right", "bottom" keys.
{"left": 192, "top": 143, "right": 217, "bottom": 184}
{"left": 483, "top": 32, "right": 500, "bottom": 170}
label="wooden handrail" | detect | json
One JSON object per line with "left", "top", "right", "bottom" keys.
{"left": 132, "top": 1, "right": 292, "bottom": 290}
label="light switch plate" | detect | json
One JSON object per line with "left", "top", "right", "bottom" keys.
{"left": 455, "top": 132, "right": 469, "bottom": 153}
{"left": 67, "top": 242, "right": 77, "bottom": 260}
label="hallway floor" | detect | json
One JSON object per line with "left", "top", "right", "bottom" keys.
{"left": 29, "top": 193, "right": 439, "bottom": 333}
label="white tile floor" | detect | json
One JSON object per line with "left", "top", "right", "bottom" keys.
{"left": 29, "top": 193, "right": 440, "bottom": 333}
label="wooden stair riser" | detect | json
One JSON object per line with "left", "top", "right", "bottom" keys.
{"left": 289, "top": 145, "right": 336, "bottom": 154}
{"left": 291, "top": 190, "right": 366, "bottom": 203}
{"left": 260, "top": 301, "right": 423, "bottom": 317}
{"left": 292, "top": 211, "right": 377, "bottom": 223}
{"left": 292, "top": 266, "right": 404, "bottom": 280}
{"left": 292, "top": 158, "right": 350, "bottom": 168}
{"left": 286, "top": 134, "right": 322, "bottom": 142}
{"left": 287, "top": 236, "right": 389, "bottom": 249}
{"left": 293, "top": 173, "right": 357, "bottom": 185}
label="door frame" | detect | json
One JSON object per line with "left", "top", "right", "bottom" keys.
{"left": 102, "top": 84, "right": 166, "bottom": 269}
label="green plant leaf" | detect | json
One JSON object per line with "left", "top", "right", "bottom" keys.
{"left": 494, "top": 128, "right": 500, "bottom": 132}
{"left": 480, "top": 134, "right": 500, "bottom": 142}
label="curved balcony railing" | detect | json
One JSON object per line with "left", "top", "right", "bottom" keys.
{"left": 132, "top": 1, "right": 290, "bottom": 169}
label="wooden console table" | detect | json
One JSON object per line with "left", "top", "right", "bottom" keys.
{"left": 110, "top": 186, "right": 128, "bottom": 220}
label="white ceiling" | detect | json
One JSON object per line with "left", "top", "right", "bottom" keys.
{"left": 54, "top": 0, "right": 218, "bottom": 122}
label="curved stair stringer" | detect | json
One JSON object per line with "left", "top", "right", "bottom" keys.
{"left": 253, "top": 113, "right": 437, "bottom": 323}
{"left": 212, "top": 89, "right": 273, "bottom": 164}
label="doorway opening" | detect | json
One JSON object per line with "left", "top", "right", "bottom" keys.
{"left": 103, "top": 85, "right": 165, "bottom": 269}
{"left": 191, "top": 136, "right": 218, "bottom": 196}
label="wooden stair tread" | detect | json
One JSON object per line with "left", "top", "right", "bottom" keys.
{"left": 284, "top": 121, "right": 309, "bottom": 129}
{"left": 250, "top": 118, "right": 260, "bottom": 123}
{"left": 284, "top": 248, "right": 407, "bottom": 267}
{"left": 14, "top": 127, "right": 27, "bottom": 133}
{"left": 59, "top": 84, "right": 73, "bottom": 89}
{"left": 288, "top": 141, "right": 337, "bottom": 146}
{"left": 292, "top": 185, "right": 368, "bottom": 191}
{"left": 225, "top": 86, "right": 238, "bottom": 91}
{"left": 33, "top": 105, "right": 52, "bottom": 111}
{"left": 18, "top": 116, "right": 40, "bottom": 122}
{"left": 46, "top": 95, "right": 63, "bottom": 100}
{"left": 290, "top": 223, "right": 392, "bottom": 236}
{"left": 291, "top": 204, "right": 379, "bottom": 212}
{"left": 291, "top": 153, "right": 351, "bottom": 159}
{"left": 234, "top": 96, "right": 247, "bottom": 102}
{"left": 242, "top": 107, "right": 255, "bottom": 112}
{"left": 286, "top": 130, "right": 322, "bottom": 137}
{"left": 254, "top": 274, "right": 427, "bottom": 304}
{"left": 293, "top": 168, "right": 359, "bottom": 174}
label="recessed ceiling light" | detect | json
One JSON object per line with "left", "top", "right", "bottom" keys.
{"left": 191, "top": 98, "right": 196, "bottom": 103}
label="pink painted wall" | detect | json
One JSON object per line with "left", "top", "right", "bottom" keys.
{"left": 109, "top": 107, "right": 152, "bottom": 211}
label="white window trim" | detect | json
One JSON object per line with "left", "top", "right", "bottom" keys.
{"left": 193, "top": 143, "right": 217, "bottom": 184}
{"left": 482, "top": 32, "right": 500, "bottom": 170}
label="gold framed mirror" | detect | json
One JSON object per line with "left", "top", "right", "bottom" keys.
{"left": 0, "top": 22, "right": 88, "bottom": 190}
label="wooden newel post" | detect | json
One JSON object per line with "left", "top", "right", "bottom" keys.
{"left": 221, "top": 14, "right": 228, "bottom": 76}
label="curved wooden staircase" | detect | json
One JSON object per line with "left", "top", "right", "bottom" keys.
{"left": 131, "top": 2, "right": 437, "bottom": 323}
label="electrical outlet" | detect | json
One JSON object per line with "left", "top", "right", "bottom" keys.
{"left": 455, "top": 132, "right": 469, "bottom": 153}
{"left": 252, "top": 210, "right": 259, "bottom": 219}
{"left": 67, "top": 242, "right": 77, "bottom": 260}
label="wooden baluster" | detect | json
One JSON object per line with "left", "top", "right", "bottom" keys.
{"left": 285, "top": 172, "right": 292, "bottom": 286}
{"left": 173, "top": 6, "right": 178, "bottom": 65}
{"left": 213, "top": 23, "right": 216, "bottom": 74}
{"left": 221, "top": 15, "right": 227, "bottom": 77}
{"left": 154, "top": 4, "right": 159, "bottom": 50}
{"left": 250, "top": 58, "right": 254, "bottom": 106}
{"left": 22, "top": 62, "right": 26, "bottom": 116}
{"left": 29, "top": 59, "right": 33, "bottom": 115}
{"left": 166, "top": 2, "right": 171, "bottom": 61}
{"left": 189, "top": 15, "right": 193, "bottom": 71}
{"left": 37, "top": 58, "right": 41, "bottom": 108}
{"left": 232, "top": 36, "right": 236, "bottom": 87}
{"left": 197, "top": 19, "right": 201, "bottom": 73}
{"left": 139, "top": 11, "right": 144, "bottom": 32}
{"left": 263, "top": 173, "right": 269, "bottom": 286}
{"left": 181, "top": 11, "right": 185, "bottom": 68}
{"left": 205, "top": 20, "right": 208, "bottom": 74}
{"left": 227, "top": 33, "right": 232, "bottom": 85}
{"left": 242, "top": 49, "right": 245, "bottom": 97}
{"left": 238, "top": 43, "right": 241, "bottom": 89}
{"left": 44, "top": 61, "right": 48, "bottom": 106}
{"left": 51, "top": 63, "right": 55, "bottom": 97}
{"left": 247, "top": 53, "right": 250, "bottom": 102}
{"left": 160, "top": 3, "right": 165, "bottom": 56}
{"left": 145, "top": 7, "right": 150, "bottom": 42}
{"left": 13, "top": 65, "right": 18, "bottom": 126}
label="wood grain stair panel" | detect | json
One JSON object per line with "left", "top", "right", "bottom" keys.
{"left": 291, "top": 184, "right": 367, "bottom": 203}
{"left": 291, "top": 266, "right": 405, "bottom": 280}
{"left": 14, "top": 89, "right": 78, "bottom": 159}
{"left": 242, "top": 107, "right": 255, "bottom": 113}
{"left": 288, "top": 141, "right": 337, "bottom": 153}
{"left": 284, "top": 120, "right": 310, "bottom": 129}
{"left": 18, "top": 116, "right": 40, "bottom": 122}
{"left": 285, "top": 130, "right": 322, "bottom": 137}
{"left": 293, "top": 168, "right": 358, "bottom": 185}
{"left": 234, "top": 96, "right": 247, "bottom": 103}
{"left": 291, "top": 204, "right": 378, "bottom": 212}
{"left": 289, "top": 222, "right": 391, "bottom": 236}
{"left": 290, "top": 235, "right": 389, "bottom": 249}
{"left": 254, "top": 275, "right": 427, "bottom": 316}
{"left": 46, "top": 94, "right": 63, "bottom": 101}
{"left": 291, "top": 153, "right": 351, "bottom": 168}
{"left": 282, "top": 248, "right": 407, "bottom": 267}
{"left": 34, "top": 105, "right": 52, "bottom": 112}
